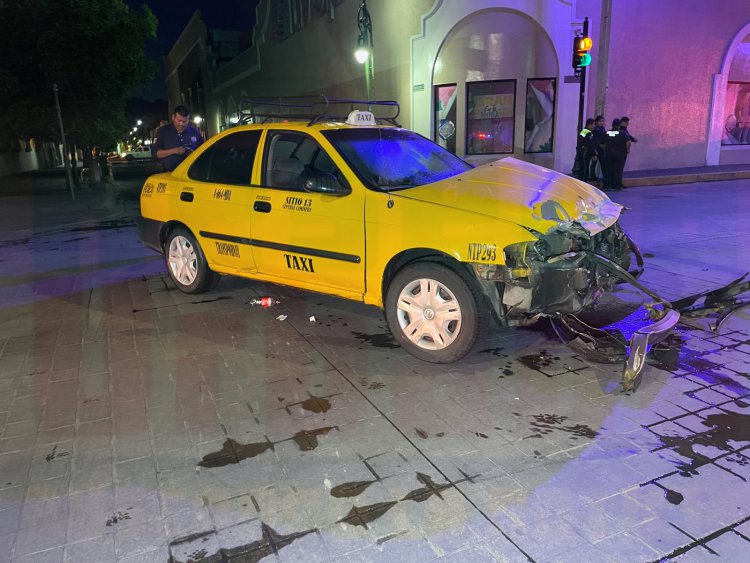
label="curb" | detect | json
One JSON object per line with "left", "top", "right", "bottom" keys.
{"left": 623, "top": 170, "right": 750, "bottom": 188}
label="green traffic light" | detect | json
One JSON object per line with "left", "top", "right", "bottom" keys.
{"left": 580, "top": 53, "right": 592, "bottom": 67}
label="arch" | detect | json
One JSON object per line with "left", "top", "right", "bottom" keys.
{"left": 707, "top": 22, "right": 750, "bottom": 165}
{"left": 410, "top": 0, "right": 579, "bottom": 172}
{"left": 431, "top": 8, "right": 558, "bottom": 163}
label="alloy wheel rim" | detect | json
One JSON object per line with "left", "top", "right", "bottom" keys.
{"left": 396, "top": 277, "right": 461, "bottom": 350}
{"left": 168, "top": 236, "right": 197, "bottom": 286}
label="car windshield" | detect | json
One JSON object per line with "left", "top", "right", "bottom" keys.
{"left": 323, "top": 128, "right": 472, "bottom": 191}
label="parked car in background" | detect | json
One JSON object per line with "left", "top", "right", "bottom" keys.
{"left": 110, "top": 146, "right": 152, "bottom": 162}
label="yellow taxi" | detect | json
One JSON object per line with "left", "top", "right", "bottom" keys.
{"left": 138, "top": 97, "right": 648, "bottom": 364}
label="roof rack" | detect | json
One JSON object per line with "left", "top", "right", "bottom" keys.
{"left": 237, "top": 95, "right": 401, "bottom": 127}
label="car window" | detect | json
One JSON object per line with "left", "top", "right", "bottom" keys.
{"left": 263, "top": 131, "right": 346, "bottom": 192}
{"left": 322, "top": 128, "right": 472, "bottom": 191}
{"left": 188, "top": 130, "right": 261, "bottom": 185}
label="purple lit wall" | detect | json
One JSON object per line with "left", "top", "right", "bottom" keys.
{"left": 605, "top": 0, "right": 750, "bottom": 169}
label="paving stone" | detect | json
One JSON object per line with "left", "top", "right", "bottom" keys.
{"left": 168, "top": 530, "right": 222, "bottom": 563}
{"left": 113, "top": 520, "right": 167, "bottom": 559}
{"left": 630, "top": 516, "right": 694, "bottom": 556}
{"left": 66, "top": 486, "right": 115, "bottom": 543}
{"left": 508, "top": 517, "right": 585, "bottom": 561}
{"left": 158, "top": 468, "right": 207, "bottom": 516}
{"left": 24, "top": 476, "right": 70, "bottom": 502}
{"left": 14, "top": 499, "right": 67, "bottom": 555}
{"left": 592, "top": 530, "right": 661, "bottom": 561}
{"left": 63, "top": 533, "right": 115, "bottom": 562}
{"left": 702, "top": 529, "right": 750, "bottom": 559}
{"left": 0, "top": 532, "right": 14, "bottom": 561}
{"left": 163, "top": 506, "right": 214, "bottom": 540}
{"left": 15, "top": 546, "right": 64, "bottom": 563}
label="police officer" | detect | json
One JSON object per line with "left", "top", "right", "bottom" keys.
{"left": 575, "top": 118, "right": 596, "bottom": 182}
{"left": 590, "top": 115, "right": 607, "bottom": 184}
{"left": 619, "top": 116, "right": 638, "bottom": 164}
{"left": 603, "top": 118, "right": 630, "bottom": 191}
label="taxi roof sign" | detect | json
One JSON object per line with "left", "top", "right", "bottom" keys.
{"left": 346, "top": 110, "right": 377, "bottom": 126}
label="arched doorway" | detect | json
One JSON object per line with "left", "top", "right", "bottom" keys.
{"left": 708, "top": 24, "right": 750, "bottom": 165}
{"left": 432, "top": 9, "right": 558, "bottom": 166}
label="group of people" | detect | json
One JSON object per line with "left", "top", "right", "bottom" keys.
{"left": 574, "top": 115, "right": 637, "bottom": 191}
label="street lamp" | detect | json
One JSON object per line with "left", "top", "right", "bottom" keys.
{"left": 354, "top": 34, "right": 369, "bottom": 64}
{"left": 354, "top": 0, "right": 373, "bottom": 101}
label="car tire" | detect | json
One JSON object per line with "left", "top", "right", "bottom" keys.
{"left": 384, "top": 261, "right": 485, "bottom": 363}
{"left": 165, "top": 228, "right": 220, "bottom": 294}
{"left": 125, "top": 154, "right": 134, "bottom": 162}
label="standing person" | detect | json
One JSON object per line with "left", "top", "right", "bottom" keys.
{"left": 590, "top": 115, "right": 607, "bottom": 184}
{"left": 153, "top": 106, "right": 203, "bottom": 172}
{"left": 619, "top": 116, "right": 638, "bottom": 163}
{"left": 575, "top": 118, "right": 596, "bottom": 182}
{"left": 603, "top": 118, "right": 630, "bottom": 191}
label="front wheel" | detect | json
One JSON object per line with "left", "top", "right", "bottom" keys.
{"left": 384, "top": 262, "right": 484, "bottom": 363}
{"left": 165, "top": 228, "right": 220, "bottom": 294}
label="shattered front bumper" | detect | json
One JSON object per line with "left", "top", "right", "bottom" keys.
{"left": 472, "top": 222, "right": 680, "bottom": 391}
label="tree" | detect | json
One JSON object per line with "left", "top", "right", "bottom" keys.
{"left": 0, "top": 0, "right": 157, "bottom": 151}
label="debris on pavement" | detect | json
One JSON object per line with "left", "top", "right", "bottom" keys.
{"left": 276, "top": 314, "right": 287, "bottom": 321}
{"left": 310, "top": 315, "right": 316, "bottom": 322}
{"left": 248, "top": 297, "right": 281, "bottom": 307}
{"left": 551, "top": 271, "right": 750, "bottom": 392}
{"left": 671, "top": 272, "right": 750, "bottom": 333}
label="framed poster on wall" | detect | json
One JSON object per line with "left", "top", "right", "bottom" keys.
{"left": 524, "top": 78, "right": 556, "bottom": 153}
{"left": 434, "top": 84, "right": 457, "bottom": 154}
{"left": 465, "top": 80, "right": 516, "bottom": 155}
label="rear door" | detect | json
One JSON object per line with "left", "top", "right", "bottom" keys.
{"left": 177, "top": 129, "right": 263, "bottom": 271}
{"left": 248, "top": 129, "right": 365, "bottom": 297}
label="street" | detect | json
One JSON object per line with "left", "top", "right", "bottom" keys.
{"left": 1, "top": 172, "right": 749, "bottom": 562}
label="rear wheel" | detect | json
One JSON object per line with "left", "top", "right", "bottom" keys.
{"left": 125, "top": 154, "right": 134, "bottom": 162}
{"left": 165, "top": 228, "right": 220, "bottom": 294}
{"left": 384, "top": 262, "right": 484, "bottom": 363}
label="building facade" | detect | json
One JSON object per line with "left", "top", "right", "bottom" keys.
{"left": 164, "top": 0, "right": 750, "bottom": 174}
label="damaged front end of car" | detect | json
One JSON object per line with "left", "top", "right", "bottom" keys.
{"left": 471, "top": 201, "right": 679, "bottom": 392}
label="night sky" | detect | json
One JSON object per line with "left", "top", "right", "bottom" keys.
{"left": 127, "top": 0, "right": 260, "bottom": 100}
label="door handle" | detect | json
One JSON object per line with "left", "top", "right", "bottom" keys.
{"left": 180, "top": 192, "right": 194, "bottom": 202}
{"left": 253, "top": 201, "right": 271, "bottom": 213}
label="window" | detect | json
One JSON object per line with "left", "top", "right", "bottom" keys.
{"left": 263, "top": 131, "right": 347, "bottom": 192}
{"left": 466, "top": 80, "right": 516, "bottom": 155}
{"left": 323, "top": 128, "right": 471, "bottom": 191}
{"left": 723, "top": 82, "right": 750, "bottom": 145}
{"left": 434, "top": 84, "right": 457, "bottom": 155}
{"left": 188, "top": 130, "right": 261, "bottom": 185}
{"left": 524, "top": 78, "right": 556, "bottom": 153}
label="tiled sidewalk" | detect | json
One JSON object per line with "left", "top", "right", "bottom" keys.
{"left": 0, "top": 177, "right": 749, "bottom": 561}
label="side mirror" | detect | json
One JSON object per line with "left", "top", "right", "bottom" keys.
{"left": 303, "top": 172, "right": 351, "bottom": 196}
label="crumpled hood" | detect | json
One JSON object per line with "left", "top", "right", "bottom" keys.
{"left": 396, "top": 157, "right": 623, "bottom": 235}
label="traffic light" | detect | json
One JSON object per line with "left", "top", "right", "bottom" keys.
{"left": 572, "top": 34, "right": 593, "bottom": 71}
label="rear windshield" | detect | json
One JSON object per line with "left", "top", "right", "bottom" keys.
{"left": 322, "top": 128, "right": 472, "bottom": 191}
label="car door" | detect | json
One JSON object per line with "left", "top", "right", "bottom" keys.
{"left": 177, "top": 129, "right": 263, "bottom": 272}
{"left": 249, "top": 129, "right": 365, "bottom": 298}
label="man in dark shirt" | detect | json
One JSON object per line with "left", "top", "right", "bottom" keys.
{"left": 619, "top": 116, "right": 638, "bottom": 165}
{"left": 153, "top": 106, "right": 204, "bottom": 172}
{"left": 590, "top": 115, "right": 607, "bottom": 183}
{"left": 575, "top": 118, "right": 596, "bottom": 182}
{"left": 603, "top": 118, "right": 630, "bottom": 191}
